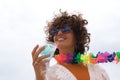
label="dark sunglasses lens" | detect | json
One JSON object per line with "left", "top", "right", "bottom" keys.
{"left": 62, "top": 26, "right": 71, "bottom": 33}
{"left": 51, "top": 29, "right": 59, "bottom": 35}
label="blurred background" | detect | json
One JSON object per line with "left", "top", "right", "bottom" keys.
{"left": 0, "top": 0, "right": 120, "bottom": 80}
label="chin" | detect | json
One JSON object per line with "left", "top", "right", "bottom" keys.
{"left": 57, "top": 43, "right": 65, "bottom": 48}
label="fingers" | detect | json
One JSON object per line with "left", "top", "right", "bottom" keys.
{"left": 32, "top": 44, "right": 45, "bottom": 61}
{"left": 33, "top": 59, "right": 50, "bottom": 67}
{"left": 32, "top": 45, "right": 51, "bottom": 67}
{"left": 37, "top": 54, "right": 50, "bottom": 61}
{"left": 32, "top": 44, "right": 51, "bottom": 78}
{"left": 32, "top": 44, "right": 39, "bottom": 59}
{"left": 33, "top": 54, "right": 50, "bottom": 65}
{"left": 33, "top": 54, "right": 51, "bottom": 67}
{"left": 35, "top": 46, "right": 45, "bottom": 60}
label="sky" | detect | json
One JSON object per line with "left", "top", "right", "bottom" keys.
{"left": 0, "top": 0, "right": 120, "bottom": 80}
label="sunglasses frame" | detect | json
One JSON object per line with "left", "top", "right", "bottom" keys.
{"left": 51, "top": 26, "right": 71, "bottom": 36}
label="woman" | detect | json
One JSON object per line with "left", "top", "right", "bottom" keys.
{"left": 32, "top": 10, "right": 110, "bottom": 80}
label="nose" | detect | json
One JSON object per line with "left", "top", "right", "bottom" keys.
{"left": 57, "top": 29, "right": 63, "bottom": 35}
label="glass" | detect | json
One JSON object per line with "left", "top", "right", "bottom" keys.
{"left": 39, "top": 42, "right": 56, "bottom": 60}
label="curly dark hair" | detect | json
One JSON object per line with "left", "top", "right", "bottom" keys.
{"left": 45, "top": 10, "right": 90, "bottom": 54}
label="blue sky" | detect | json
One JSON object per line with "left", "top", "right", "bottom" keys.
{"left": 0, "top": 0, "right": 120, "bottom": 80}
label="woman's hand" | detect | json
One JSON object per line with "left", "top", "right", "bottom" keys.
{"left": 32, "top": 45, "right": 50, "bottom": 80}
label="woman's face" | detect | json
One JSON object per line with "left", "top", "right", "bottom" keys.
{"left": 52, "top": 26, "right": 76, "bottom": 50}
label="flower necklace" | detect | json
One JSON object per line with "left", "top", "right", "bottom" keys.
{"left": 55, "top": 53, "right": 74, "bottom": 64}
{"left": 55, "top": 51, "right": 120, "bottom": 64}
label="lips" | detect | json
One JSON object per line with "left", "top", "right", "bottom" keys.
{"left": 55, "top": 37, "right": 67, "bottom": 43}
{"left": 55, "top": 37, "right": 66, "bottom": 47}
{"left": 58, "top": 38, "right": 65, "bottom": 41}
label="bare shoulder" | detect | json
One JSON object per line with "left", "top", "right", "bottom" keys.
{"left": 87, "top": 64, "right": 110, "bottom": 80}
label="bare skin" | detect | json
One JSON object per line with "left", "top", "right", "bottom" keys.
{"left": 32, "top": 29, "right": 76, "bottom": 80}
{"left": 32, "top": 45, "right": 50, "bottom": 80}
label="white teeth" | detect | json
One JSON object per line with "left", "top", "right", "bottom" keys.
{"left": 58, "top": 38, "right": 64, "bottom": 41}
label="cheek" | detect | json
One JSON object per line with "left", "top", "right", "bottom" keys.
{"left": 72, "top": 34, "right": 77, "bottom": 44}
{"left": 70, "top": 33, "right": 75, "bottom": 40}
{"left": 53, "top": 36, "right": 57, "bottom": 43}
{"left": 72, "top": 38, "right": 76, "bottom": 45}
{"left": 68, "top": 34, "right": 76, "bottom": 45}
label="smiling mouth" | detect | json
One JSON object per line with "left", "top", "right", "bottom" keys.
{"left": 58, "top": 38, "right": 64, "bottom": 40}
{"left": 57, "top": 38, "right": 66, "bottom": 42}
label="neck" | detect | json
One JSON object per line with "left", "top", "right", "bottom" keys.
{"left": 59, "top": 47, "right": 74, "bottom": 55}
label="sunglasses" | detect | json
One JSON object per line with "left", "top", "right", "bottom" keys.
{"left": 51, "top": 26, "right": 71, "bottom": 36}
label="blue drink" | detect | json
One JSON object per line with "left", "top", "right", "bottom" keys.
{"left": 39, "top": 43, "right": 56, "bottom": 60}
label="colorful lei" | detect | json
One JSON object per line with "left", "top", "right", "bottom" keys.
{"left": 55, "top": 51, "right": 120, "bottom": 64}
